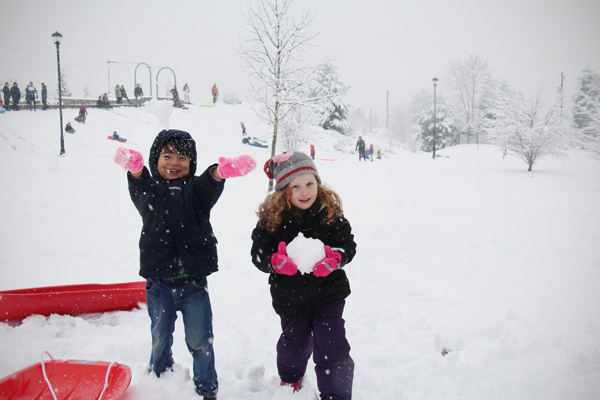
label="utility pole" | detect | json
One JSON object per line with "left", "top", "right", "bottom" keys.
{"left": 386, "top": 90, "right": 389, "bottom": 132}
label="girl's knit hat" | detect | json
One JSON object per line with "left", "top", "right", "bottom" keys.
{"left": 264, "top": 151, "right": 321, "bottom": 191}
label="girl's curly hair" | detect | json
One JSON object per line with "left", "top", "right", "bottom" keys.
{"left": 257, "top": 183, "right": 344, "bottom": 231}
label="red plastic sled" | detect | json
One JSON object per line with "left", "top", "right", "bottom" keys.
{"left": 0, "top": 282, "right": 146, "bottom": 322}
{"left": 0, "top": 357, "right": 131, "bottom": 400}
{"left": 107, "top": 136, "right": 127, "bottom": 143}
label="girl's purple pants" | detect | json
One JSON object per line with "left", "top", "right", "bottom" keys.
{"left": 277, "top": 299, "right": 354, "bottom": 399}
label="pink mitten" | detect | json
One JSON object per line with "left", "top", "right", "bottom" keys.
{"left": 271, "top": 242, "right": 298, "bottom": 276}
{"left": 313, "top": 246, "right": 342, "bottom": 277}
{"left": 217, "top": 155, "right": 256, "bottom": 178}
{"left": 114, "top": 147, "right": 144, "bottom": 173}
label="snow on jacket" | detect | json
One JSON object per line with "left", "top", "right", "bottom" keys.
{"left": 127, "top": 129, "right": 225, "bottom": 278}
{"left": 250, "top": 198, "right": 356, "bottom": 316}
{"left": 355, "top": 138, "right": 365, "bottom": 152}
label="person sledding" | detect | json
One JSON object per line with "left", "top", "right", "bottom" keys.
{"left": 113, "top": 131, "right": 125, "bottom": 141}
{"left": 65, "top": 122, "right": 75, "bottom": 133}
{"left": 97, "top": 94, "right": 112, "bottom": 109}
{"left": 75, "top": 104, "right": 88, "bottom": 123}
{"left": 173, "top": 98, "right": 188, "bottom": 109}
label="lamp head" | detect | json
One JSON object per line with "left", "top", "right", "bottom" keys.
{"left": 432, "top": 77, "right": 439, "bottom": 86}
{"left": 52, "top": 31, "right": 62, "bottom": 45}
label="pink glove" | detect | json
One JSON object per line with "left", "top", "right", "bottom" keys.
{"left": 271, "top": 242, "right": 298, "bottom": 276}
{"left": 114, "top": 147, "right": 144, "bottom": 173}
{"left": 217, "top": 155, "right": 256, "bottom": 178}
{"left": 313, "top": 246, "right": 342, "bottom": 277}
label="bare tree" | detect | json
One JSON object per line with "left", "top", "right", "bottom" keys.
{"left": 238, "top": 0, "right": 318, "bottom": 190}
{"left": 487, "top": 87, "right": 566, "bottom": 171}
{"left": 445, "top": 55, "right": 497, "bottom": 146}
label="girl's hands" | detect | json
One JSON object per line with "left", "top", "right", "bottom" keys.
{"left": 313, "top": 246, "right": 342, "bottom": 277}
{"left": 271, "top": 242, "right": 298, "bottom": 276}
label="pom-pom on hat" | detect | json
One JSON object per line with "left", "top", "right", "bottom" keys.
{"left": 264, "top": 151, "right": 321, "bottom": 192}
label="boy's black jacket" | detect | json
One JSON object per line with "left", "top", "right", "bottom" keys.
{"left": 128, "top": 130, "right": 225, "bottom": 278}
{"left": 251, "top": 198, "right": 357, "bottom": 316}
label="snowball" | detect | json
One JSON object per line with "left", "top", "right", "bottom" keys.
{"left": 144, "top": 99, "right": 173, "bottom": 129}
{"left": 287, "top": 233, "right": 325, "bottom": 275}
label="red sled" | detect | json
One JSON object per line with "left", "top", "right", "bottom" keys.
{"left": 107, "top": 136, "right": 127, "bottom": 142}
{"left": 0, "top": 355, "right": 132, "bottom": 400}
{"left": 0, "top": 282, "right": 146, "bottom": 322}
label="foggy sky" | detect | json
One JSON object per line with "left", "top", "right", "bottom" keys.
{"left": 2, "top": 0, "right": 598, "bottom": 118}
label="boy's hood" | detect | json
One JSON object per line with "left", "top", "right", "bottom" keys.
{"left": 149, "top": 129, "right": 198, "bottom": 182}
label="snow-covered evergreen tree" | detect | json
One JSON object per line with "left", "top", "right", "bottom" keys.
{"left": 59, "top": 70, "right": 71, "bottom": 98}
{"left": 308, "top": 62, "right": 351, "bottom": 135}
{"left": 570, "top": 68, "right": 600, "bottom": 158}
{"left": 414, "top": 98, "right": 456, "bottom": 153}
{"left": 487, "top": 87, "right": 566, "bottom": 171}
{"left": 572, "top": 68, "right": 600, "bottom": 135}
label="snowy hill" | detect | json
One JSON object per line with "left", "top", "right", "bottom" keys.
{"left": 1, "top": 104, "right": 599, "bottom": 399}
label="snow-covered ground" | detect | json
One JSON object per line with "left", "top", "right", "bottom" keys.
{"left": 1, "top": 103, "right": 599, "bottom": 399}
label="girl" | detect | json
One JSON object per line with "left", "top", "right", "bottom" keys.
{"left": 251, "top": 151, "right": 356, "bottom": 400}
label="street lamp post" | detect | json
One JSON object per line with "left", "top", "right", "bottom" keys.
{"left": 432, "top": 77, "right": 438, "bottom": 159}
{"left": 52, "top": 31, "right": 65, "bottom": 156}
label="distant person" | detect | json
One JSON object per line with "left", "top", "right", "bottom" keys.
{"left": 211, "top": 84, "right": 218, "bottom": 105}
{"left": 41, "top": 83, "right": 48, "bottom": 110}
{"left": 241, "top": 121, "right": 247, "bottom": 136}
{"left": 369, "top": 144, "right": 374, "bottom": 161}
{"left": 183, "top": 84, "right": 190, "bottom": 104}
{"left": 170, "top": 85, "right": 179, "bottom": 102}
{"left": 377, "top": 150, "right": 382, "bottom": 159}
{"left": 3, "top": 82, "right": 11, "bottom": 109}
{"left": 134, "top": 84, "right": 143, "bottom": 107}
{"left": 113, "top": 129, "right": 256, "bottom": 400}
{"left": 65, "top": 121, "right": 75, "bottom": 133}
{"left": 121, "top": 85, "right": 130, "bottom": 104}
{"left": 115, "top": 85, "right": 122, "bottom": 104}
{"left": 310, "top": 144, "right": 315, "bottom": 160}
{"left": 355, "top": 136, "right": 366, "bottom": 161}
{"left": 75, "top": 104, "right": 88, "bottom": 123}
{"left": 26, "top": 82, "right": 37, "bottom": 111}
{"left": 97, "top": 94, "right": 112, "bottom": 109}
{"left": 10, "top": 82, "right": 21, "bottom": 110}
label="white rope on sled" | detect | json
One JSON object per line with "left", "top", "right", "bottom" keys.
{"left": 98, "top": 361, "right": 117, "bottom": 400}
{"left": 41, "top": 351, "right": 117, "bottom": 400}
{"left": 41, "top": 351, "right": 58, "bottom": 400}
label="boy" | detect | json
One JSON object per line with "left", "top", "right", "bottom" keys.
{"left": 114, "top": 129, "right": 255, "bottom": 399}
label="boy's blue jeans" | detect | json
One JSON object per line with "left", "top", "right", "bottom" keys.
{"left": 146, "top": 276, "right": 218, "bottom": 397}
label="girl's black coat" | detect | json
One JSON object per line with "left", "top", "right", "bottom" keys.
{"left": 251, "top": 199, "right": 356, "bottom": 316}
